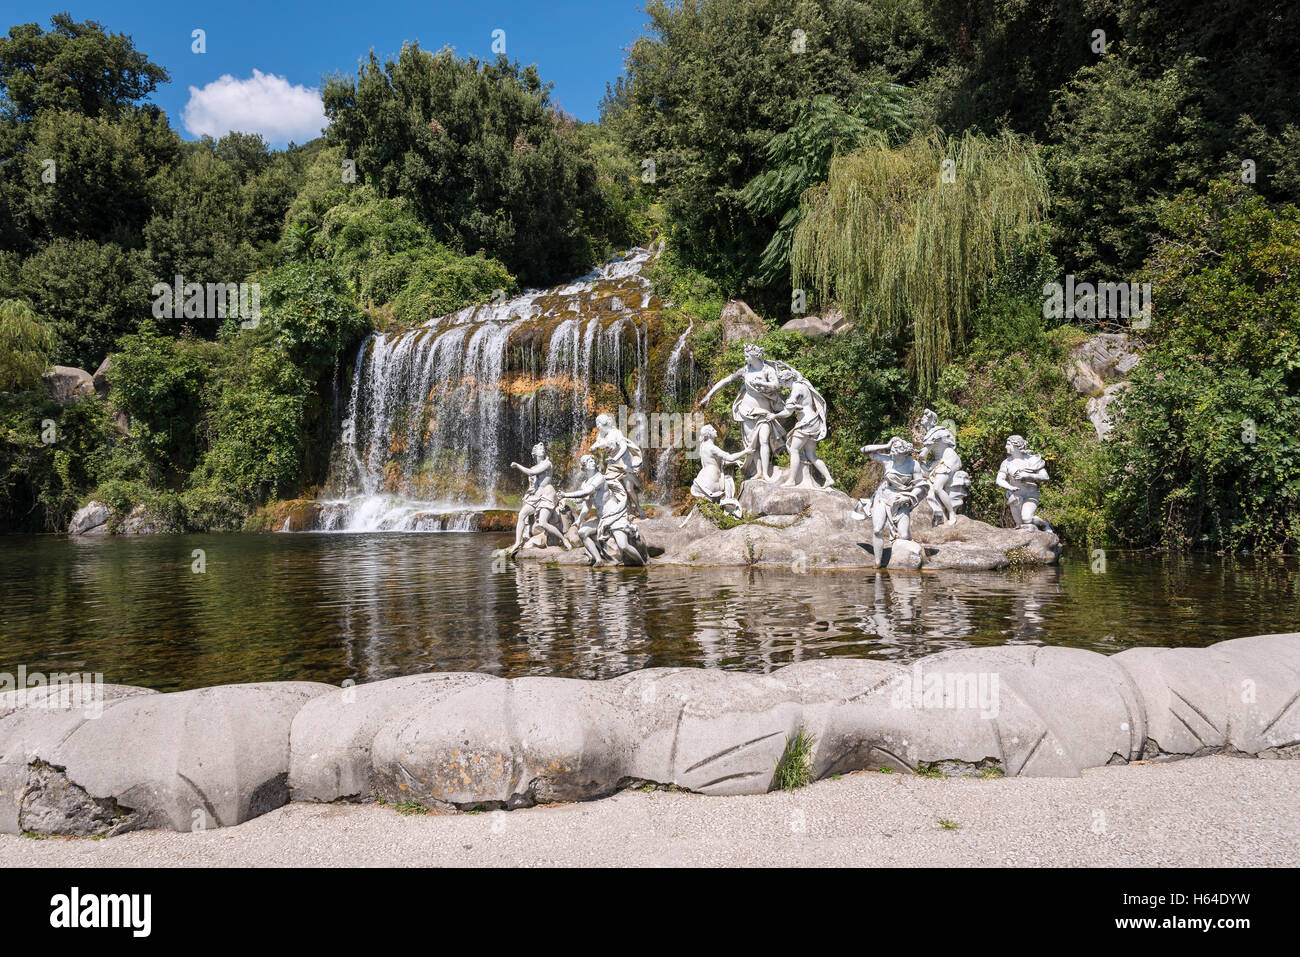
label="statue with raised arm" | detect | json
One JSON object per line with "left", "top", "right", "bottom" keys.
{"left": 689, "top": 424, "right": 750, "bottom": 517}
{"left": 696, "top": 343, "right": 786, "bottom": 481}
{"left": 854, "top": 437, "right": 926, "bottom": 567}
{"left": 917, "top": 410, "right": 969, "bottom": 526}
{"left": 774, "top": 363, "right": 834, "bottom": 489}
{"left": 591, "top": 412, "right": 644, "bottom": 516}
{"left": 506, "top": 441, "right": 571, "bottom": 555}
{"left": 561, "top": 454, "right": 646, "bottom": 566}
{"left": 997, "top": 434, "right": 1052, "bottom": 531}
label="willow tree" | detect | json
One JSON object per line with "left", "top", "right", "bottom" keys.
{"left": 790, "top": 130, "right": 1049, "bottom": 390}
{"left": 0, "top": 299, "right": 53, "bottom": 392}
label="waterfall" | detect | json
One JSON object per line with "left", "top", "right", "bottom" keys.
{"left": 653, "top": 323, "right": 694, "bottom": 497}
{"left": 320, "top": 248, "right": 658, "bottom": 531}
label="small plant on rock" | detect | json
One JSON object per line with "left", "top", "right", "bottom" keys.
{"left": 772, "top": 728, "right": 816, "bottom": 791}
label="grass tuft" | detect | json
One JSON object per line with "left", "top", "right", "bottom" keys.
{"left": 772, "top": 728, "right": 816, "bottom": 791}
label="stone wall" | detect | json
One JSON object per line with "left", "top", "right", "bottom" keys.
{"left": 2, "top": 633, "right": 1296, "bottom": 836}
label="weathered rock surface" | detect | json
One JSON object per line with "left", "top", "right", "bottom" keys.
{"left": 41, "top": 365, "right": 95, "bottom": 403}
{"left": 622, "top": 484, "right": 1058, "bottom": 571}
{"left": 67, "top": 501, "right": 111, "bottom": 536}
{"left": 720, "top": 299, "right": 766, "bottom": 344}
{"left": 1069, "top": 333, "right": 1142, "bottom": 397}
{"left": 1, "top": 682, "right": 332, "bottom": 835}
{"left": 290, "top": 673, "right": 495, "bottom": 802}
{"left": 3, "top": 634, "right": 1297, "bottom": 834}
{"left": 91, "top": 356, "right": 112, "bottom": 397}
{"left": 1113, "top": 633, "right": 1300, "bottom": 759}
{"left": 1087, "top": 381, "right": 1131, "bottom": 440}
{"left": 119, "top": 503, "right": 165, "bottom": 535}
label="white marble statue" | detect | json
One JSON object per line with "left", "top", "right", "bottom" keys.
{"left": 697, "top": 343, "right": 787, "bottom": 481}
{"left": 591, "top": 412, "right": 644, "bottom": 516}
{"left": 689, "top": 424, "right": 749, "bottom": 517}
{"left": 507, "top": 441, "right": 571, "bottom": 555}
{"left": 996, "top": 434, "right": 1052, "bottom": 532}
{"left": 774, "top": 364, "right": 835, "bottom": 489}
{"left": 917, "top": 409, "right": 969, "bottom": 526}
{"left": 854, "top": 437, "right": 927, "bottom": 567}
{"left": 561, "top": 454, "right": 646, "bottom": 566}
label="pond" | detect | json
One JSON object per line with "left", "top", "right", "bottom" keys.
{"left": 1, "top": 531, "right": 1296, "bottom": 692}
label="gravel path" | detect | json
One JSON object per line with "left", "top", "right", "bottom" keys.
{"left": 3, "top": 756, "right": 1296, "bottom": 867}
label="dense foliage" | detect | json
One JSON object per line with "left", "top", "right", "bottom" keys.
{"left": 322, "top": 45, "right": 632, "bottom": 286}
{"left": 1104, "top": 184, "right": 1300, "bottom": 551}
{"left": 791, "top": 130, "right": 1050, "bottom": 390}
{"left": 1, "top": 5, "right": 1297, "bottom": 555}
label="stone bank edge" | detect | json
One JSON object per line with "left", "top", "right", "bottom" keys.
{"left": 1, "top": 633, "right": 1297, "bottom": 836}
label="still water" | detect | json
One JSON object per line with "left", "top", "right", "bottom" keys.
{"left": 1, "top": 532, "right": 1296, "bottom": 692}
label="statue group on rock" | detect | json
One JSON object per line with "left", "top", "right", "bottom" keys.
{"left": 696, "top": 345, "right": 834, "bottom": 489}
{"left": 504, "top": 344, "right": 1052, "bottom": 568}
{"left": 507, "top": 417, "right": 648, "bottom": 567}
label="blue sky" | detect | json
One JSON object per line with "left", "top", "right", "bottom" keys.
{"left": 1, "top": 1, "right": 651, "bottom": 144}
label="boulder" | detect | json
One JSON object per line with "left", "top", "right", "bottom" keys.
{"left": 738, "top": 477, "right": 857, "bottom": 519}
{"left": 290, "top": 673, "right": 496, "bottom": 803}
{"left": 720, "top": 300, "right": 766, "bottom": 344}
{"left": 0, "top": 684, "right": 158, "bottom": 834}
{"left": 91, "top": 356, "right": 112, "bottom": 398}
{"left": 1113, "top": 633, "right": 1300, "bottom": 759}
{"left": 41, "top": 366, "right": 94, "bottom": 404}
{"left": 913, "top": 513, "right": 1061, "bottom": 569}
{"left": 0, "top": 681, "right": 333, "bottom": 835}
{"left": 119, "top": 504, "right": 164, "bottom": 535}
{"left": 1087, "top": 381, "right": 1131, "bottom": 440}
{"left": 68, "top": 501, "right": 111, "bottom": 536}
{"left": 1071, "top": 333, "right": 1141, "bottom": 381}
{"left": 781, "top": 314, "right": 837, "bottom": 338}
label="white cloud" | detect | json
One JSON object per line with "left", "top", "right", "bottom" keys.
{"left": 182, "top": 70, "right": 327, "bottom": 144}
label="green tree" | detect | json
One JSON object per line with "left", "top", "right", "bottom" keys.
{"left": 602, "top": 0, "right": 920, "bottom": 299}
{"left": 16, "top": 238, "right": 151, "bottom": 370}
{"left": 791, "top": 130, "right": 1050, "bottom": 390}
{"left": 1105, "top": 182, "right": 1300, "bottom": 552}
{"left": 740, "top": 85, "right": 913, "bottom": 282}
{"left": 323, "top": 45, "right": 617, "bottom": 286}
{"left": 0, "top": 14, "right": 169, "bottom": 121}
{"left": 0, "top": 297, "right": 52, "bottom": 390}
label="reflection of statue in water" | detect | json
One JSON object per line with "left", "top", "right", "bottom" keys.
{"left": 689, "top": 424, "right": 749, "bottom": 517}
{"left": 997, "top": 434, "right": 1052, "bottom": 531}
{"left": 774, "top": 364, "right": 834, "bottom": 489}
{"left": 591, "top": 412, "right": 644, "bottom": 516}
{"left": 854, "top": 437, "right": 926, "bottom": 567}
{"left": 507, "top": 441, "right": 571, "bottom": 555}
{"left": 561, "top": 454, "right": 647, "bottom": 566}
{"left": 697, "top": 343, "right": 786, "bottom": 480}
{"left": 917, "top": 410, "right": 969, "bottom": 526}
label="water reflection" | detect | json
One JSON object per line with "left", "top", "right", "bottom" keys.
{"left": 0, "top": 533, "right": 1295, "bottom": 691}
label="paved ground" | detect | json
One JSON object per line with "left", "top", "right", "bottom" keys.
{"left": 3, "top": 756, "right": 1296, "bottom": 867}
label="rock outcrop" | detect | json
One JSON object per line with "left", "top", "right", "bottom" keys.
{"left": 2, "top": 634, "right": 1296, "bottom": 834}
{"left": 67, "top": 501, "right": 111, "bottom": 536}
{"left": 781, "top": 307, "right": 852, "bottom": 338}
{"left": 516, "top": 480, "right": 1059, "bottom": 571}
{"left": 720, "top": 300, "right": 766, "bottom": 344}
{"left": 1068, "top": 332, "right": 1143, "bottom": 439}
{"left": 41, "top": 366, "right": 95, "bottom": 404}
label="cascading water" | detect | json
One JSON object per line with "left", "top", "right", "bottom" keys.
{"left": 653, "top": 322, "right": 695, "bottom": 495}
{"left": 319, "top": 247, "right": 668, "bottom": 531}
